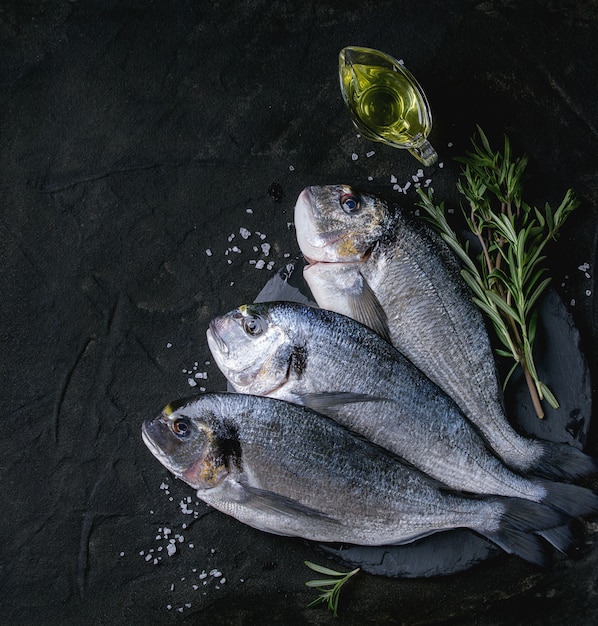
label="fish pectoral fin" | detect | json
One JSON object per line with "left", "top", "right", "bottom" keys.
{"left": 236, "top": 483, "right": 339, "bottom": 523}
{"left": 347, "top": 273, "right": 392, "bottom": 343}
{"left": 298, "top": 391, "right": 388, "bottom": 415}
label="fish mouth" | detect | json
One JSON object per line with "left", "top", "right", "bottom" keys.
{"left": 207, "top": 320, "right": 228, "bottom": 355}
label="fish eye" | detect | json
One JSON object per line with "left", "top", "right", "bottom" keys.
{"left": 242, "top": 315, "right": 264, "bottom": 336}
{"left": 340, "top": 193, "right": 361, "bottom": 214}
{"left": 172, "top": 418, "right": 191, "bottom": 438}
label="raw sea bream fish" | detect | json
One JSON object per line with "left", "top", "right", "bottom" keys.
{"left": 207, "top": 301, "right": 598, "bottom": 520}
{"left": 142, "top": 392, "right": 570, "bottom": 566}
{"left": 293, "top": 184, "right": 597, "bottom": 480}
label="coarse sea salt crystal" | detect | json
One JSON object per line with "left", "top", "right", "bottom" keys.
{"left": 166, "top": 342, "right": 172, "bottom": 348}
{"left": 205, "top": 249, "right": 212, "bottom": 256}
{"left": 246, "top": 208, "right": 253, "bottom": 214}
{"left": 390, "top": 174, "right": 397, "bottom": 183}
{"left": 352, "top": 153, "right": 358, "bottom": 161}
{"left": 188, "top": 378, "right": 197, "bottom": 387}
{"left": 167, "top": 544, "right": 176, "bottom": 556}
{"left": 255, "top": 260, "right": 265, "bottom": 269}
{"left": 366, "top": 150, "right": 375, "bottom": 157}
{"left": 239, "top": 227, "right": 251, "bottom": 239}
{"left": 261, "top": 243, "right": 271, "bottom": 256}
{"left": 586, "top": 290, "right": 592, "bottom": 296}
{"left": 289, "top": 165, "right": 295, "bottom": 171}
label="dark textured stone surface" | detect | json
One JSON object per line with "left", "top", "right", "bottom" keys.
{"left": 2, "top": 1, "right": 598, "bottom": 624}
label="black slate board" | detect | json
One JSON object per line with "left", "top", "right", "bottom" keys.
{"left": 252, "top": 256, "right": 592, "bottom": 577}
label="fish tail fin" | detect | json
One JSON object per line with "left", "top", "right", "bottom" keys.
{"left": 540, "top": 480, "right": 598, "bottom": 518}
{"left": 484, "top": 498, "right": 567, "bottom": 566}
{"left": 536, "top": 524, "right": 576, "bottom": 556}
{"left": 533, "top": 441, "right": 598, "bottom": 480}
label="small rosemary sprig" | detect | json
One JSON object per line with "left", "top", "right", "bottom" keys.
{"left": 304, "top": 560, "right": 360, "bottom": 618}
{"left": 417, "top": 127, "right": 579, "bottom": 418}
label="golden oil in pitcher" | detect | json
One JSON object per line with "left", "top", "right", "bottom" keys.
{"left": 339, "top": 46, "right": 437, "bottom": 166}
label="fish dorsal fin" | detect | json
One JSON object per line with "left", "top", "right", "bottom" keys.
{"left": 346, "top": 273, "right": 392, "bottom": 343}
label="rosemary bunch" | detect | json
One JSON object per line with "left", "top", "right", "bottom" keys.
{"left": 417, "top": 127, "right": 578, "bottom": 418}
{"left": 304, "top": 561, "right": 360, "bottom": 617}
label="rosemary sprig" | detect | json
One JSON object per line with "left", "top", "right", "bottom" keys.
{"left": 417, "top": 127, "right": 579, "bottom": 418}
{"left": 304, "top": 560, "right": 360, "bottom": 618}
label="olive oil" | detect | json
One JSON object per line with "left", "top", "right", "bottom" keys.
{"left": 339, "top": 47, "right": 437, "bottom": 166}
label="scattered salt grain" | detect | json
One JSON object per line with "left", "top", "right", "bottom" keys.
{"left": 205, "top": 249, "right": 212, "bottom": 256}
{"left": 167, "top": 544, "right": 177, "bottom": 556}
{"left": 261, "top": 243, "right": 271, "bottom": 256}
{"left": 166, "top": 342, "right": 172, "bottom": 348}
{"left": 246, "top": 208, "right": 253, "bottom": 214}
{"left": 412, "top": 175, "right": 419, "bottom": 182}
{"left": 390, "top": 175, "right": 397, "bottom": 183}
{"left": 239, "top": 227, "right": 251, "bottom": 239}
{"left": 227, "top": 233, "right": 235, "bottom": 242}
{"left": 255, "top": 260, "right": 265, "bottom": 269}
{"left": 289, "top": 165, "right": 295, "bottom": 171}
{"left": 231, "top": 246, "right": 241, "bottom": 253}
{"left": 448, "top": 142, "right": 454, "bottom": 147}
{"left": 187, "top": 378, "right": 197, "bottom": 387}
{"left": 366, "top": 150, "right": 375, "bottom": 157}
{"left": 586, "top": 290, "right": 592, "bottom": 296}
{"left": 416, "top": 168, "right": 424, "bottom": 178}
{"left": 368, "top": 176, "right": 373, "bottom": 181}
{"left": 120, "top": 552, "right": 125, "bottom": 557}
{"left": 439, "top": 162, "right": 444, "bottom": 168}
{"left": 571, "top": 299, "right": 576, "bottom": 306}
{"left": 351, "top": 153, "right": 358, "bottom": 161}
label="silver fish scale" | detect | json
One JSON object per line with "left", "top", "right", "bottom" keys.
{"left": 262, "top": 302, "right": 547, "bottom": 502}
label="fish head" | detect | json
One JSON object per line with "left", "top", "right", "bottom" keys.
{"left": 207, "top": 303, "right": 294, "bottom": 395}
{"left": 142, "top": 396, "right": 237, "bottom": 490}
{"left": 294, "top": 184, "right": 389, "bottom": 263}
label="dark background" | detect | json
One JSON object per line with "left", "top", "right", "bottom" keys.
{"left": 2, "top": 1, "right": 598, "bottom": 624}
